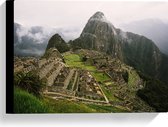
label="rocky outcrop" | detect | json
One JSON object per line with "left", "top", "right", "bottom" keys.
{"left": 71, "top": 12, "right": 123, "bottom": 59}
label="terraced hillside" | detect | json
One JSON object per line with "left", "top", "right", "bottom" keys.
{"left": 14, "top": 48, "right": 154, "bottom": 112}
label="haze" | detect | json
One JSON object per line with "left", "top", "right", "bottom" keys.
{"left": 15, "top": 0, "right": 168, "bottom": 28}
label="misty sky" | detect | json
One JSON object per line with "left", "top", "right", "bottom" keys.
{"left": 15, "top": 0, "right": 168, "bottom": 29}
{"left": 14, "top": 0, "right": 168, "bottom": 56}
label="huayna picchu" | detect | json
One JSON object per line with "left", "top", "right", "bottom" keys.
{"left": 14, "top": 11, "right": 168, "bottom": 113}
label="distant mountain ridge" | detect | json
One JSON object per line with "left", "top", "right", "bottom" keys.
{"left": 70, "top": 11, "right": 168, "bottom": 83}
{"left": 120, "top": 19, "right": 168, "bottom": 55}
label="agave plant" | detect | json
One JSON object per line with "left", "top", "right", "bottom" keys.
{"left": 14, "top": 70, "right": 46, "bottom": 97}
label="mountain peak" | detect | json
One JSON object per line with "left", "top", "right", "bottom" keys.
{"left": 92, "top": 11, "right": 105, "bottom": 18}
{"left": 89, "top": 11, "right": 108, "bottom": 22}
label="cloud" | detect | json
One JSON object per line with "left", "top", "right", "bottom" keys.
{"left": 14, "top": 23, "right": 81, "bottom": 56}
{"left": 119, "top": 19, "right": 168, "bottom": 55}
{"left": 14, "top": 23, "right": 56, "bottom": 56}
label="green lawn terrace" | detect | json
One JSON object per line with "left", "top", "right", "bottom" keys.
{"left": 63, "top": 52, "right": 97, "bottom": 71}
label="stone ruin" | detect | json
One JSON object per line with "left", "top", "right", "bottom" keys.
{"left": 76, "top": 70, "right": 105, "bottom": 100}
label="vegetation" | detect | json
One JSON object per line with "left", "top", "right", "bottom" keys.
{"left": 46, "top": 34, "right": 70, "bottom": 53}
{"left": 14, "top": 87, "right": 50, "bottom": 113}
{"left": 43, "top": 98, "right": 96, "bottom": 113}
{"left": 14, "top": 71, "right": 46, "bottom": 97}
{"left": 137, "top": 71, "right": 168, "bottom": 112}
{"left": 14, "top": 87, "right": 127, "bottom": 113}
{"left": 128, "top": 70, "right": 140, "bottom": 89}
{"left": 91, "top": 71, "right": 110, "bottom": 82}
{"left": 14, "top": 87, "right": 96, "bottom": 113}
{"left": 64, "top": 53, "right": 96, "bottom": 71}
{"left": 100, "top": 83, "right": 119, "bottom": 102}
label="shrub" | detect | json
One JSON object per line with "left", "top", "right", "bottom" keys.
{"left": 137, "top": 75, "right": 168, "bottom": 112}
{"left": 14, "top": 70, "right": 46, "bottom": 97}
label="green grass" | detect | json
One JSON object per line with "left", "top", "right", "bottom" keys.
{"left": 14, "top": 87, "right": 97, "bottom": 113}
{"left": 44, "top": 97, "right": 97, "bottom": 113}
{"left": 64, "top": 54, "right": 96, "bottom": 71}
{"left": 128, "top": 70, "right": 140, "bottom": 90}
{"left": 90, "top": 71, "right": 119, "bottom": 102}
{"left": 14, "top": 87, "right": 127, "bottom": 113}
{"left": 100, "top": 84, "right": 118, "bottom": 101}
{"left": 64, "top": 53, "right": 81, "bottom": 62}
{"left": 14, "top": 87, "right": 108, "bottom": 113}
{"left": 91, "top": 71, "right": 110, "bottom": 82}
{"left": 14, "top": 87, "right": 50, "bottom": 113}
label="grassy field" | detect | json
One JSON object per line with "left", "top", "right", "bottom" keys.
{"left": 128, "top": 70, "right": 140, "bottom": 90}
{"left": 64, "top": 53, "right": 112, "bottom": 82}
{"left": 63, "top": 53, "right": 96, "bottom": 71}
{"left": 44, "top": 98, "right": 97, "bottom": 113}
{"left": 100, "top": 83, "right": 119, "bottom": 101}
{"left": 91, "top": 71, "right": 110, "bottom": 82}
{"left": 14, "top": 87, "right": 127, "bottom": 113}
{"left": 91, "top": 72, "right": 119, "bottom": 101}
{"left": 14, "top": 87, "right": 50, "bottom": 113}
{"left": 14, "top": 87, "right": 96, "bottom": 113}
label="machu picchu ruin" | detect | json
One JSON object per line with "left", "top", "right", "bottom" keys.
{"left": 14, "top": 48, "right": 154, "bottom": 112}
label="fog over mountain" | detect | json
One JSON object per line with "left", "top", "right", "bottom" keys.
{"left": 14, "top": 19, "right": 168, "bottom": 57}
{"left": 14, "top": 23, "right": 81, "bottom": 56}
{"left": 119, "top": 19, "right": 168, "bottom": 55}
